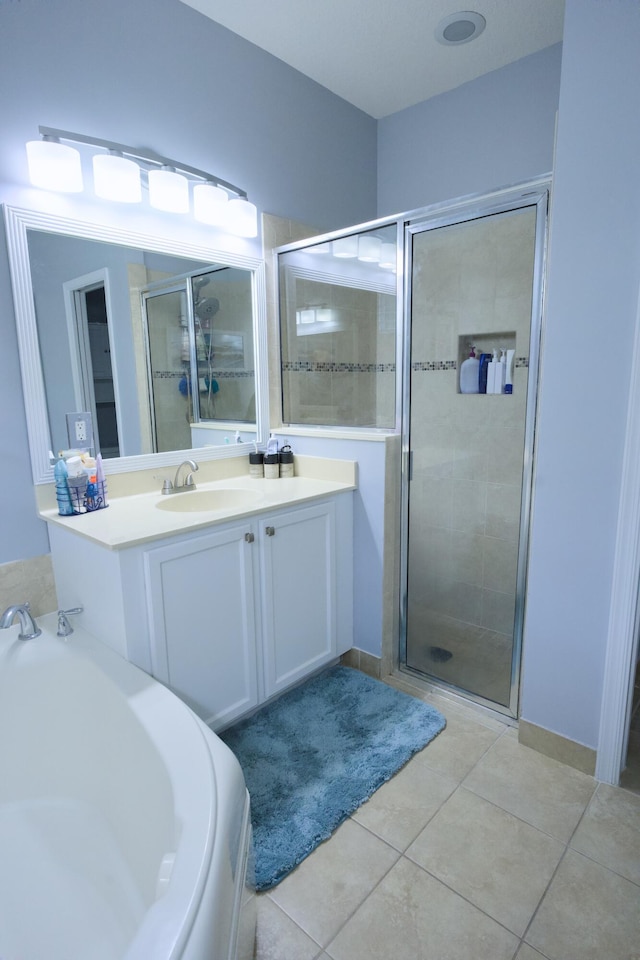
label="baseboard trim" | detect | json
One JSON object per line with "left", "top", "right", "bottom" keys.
{"left": 519, "top": 719, "right": 596, "bottom": 776}
{"left": 341, "top": 648, "right": 381, "bottom": 680}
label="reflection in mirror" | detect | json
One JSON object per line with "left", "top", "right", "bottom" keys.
{"left": 143, "top": 266, "right": 254, "bottom": 453}
{"left": 4, "top": 206, "right": 267, "bottom": 483}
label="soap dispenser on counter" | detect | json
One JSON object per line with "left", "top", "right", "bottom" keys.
{"left": 263, "top": 436, "right": 280, "bottom": 479}
{"left": 279, "top": 443, "right": 294, "bottom": 479}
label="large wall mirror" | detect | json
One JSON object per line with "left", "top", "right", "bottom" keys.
{"left": 4, "top": 205, "right": 268, "bottom": 484}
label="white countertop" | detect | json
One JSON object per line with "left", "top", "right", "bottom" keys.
{"left": 39, "top": 472, "right": 356, "bottom": 550}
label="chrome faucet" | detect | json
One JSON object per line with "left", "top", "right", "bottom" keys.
{"left": 0, "top": 602, "right": 42, "bottom": 640}
{"left": 161, "top": 459, "right": 199, "bottom": 495}
{"left": 57, "top": 606, "right": 83, "bottom": 637}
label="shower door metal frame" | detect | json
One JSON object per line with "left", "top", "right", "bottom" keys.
{"left": 399, "top": 180, "right": 550, "bottom": 719}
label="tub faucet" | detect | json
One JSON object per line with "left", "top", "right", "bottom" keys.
{"left": 162, "top": 459, "right": 199, "bottom": 494}
{"left": 0, "top": 602, "right": 42, "bottom": 640}
{"left": 57, "top": 606, "right": 83, "bottom": 637}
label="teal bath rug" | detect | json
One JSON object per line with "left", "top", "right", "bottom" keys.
{"left": 220, "top": 665, "right": 446, "bottom": 890}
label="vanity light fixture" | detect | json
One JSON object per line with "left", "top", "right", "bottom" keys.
{"left": 92, "top": 151, "right": 142, "bottom": 203}
{"left": 358, "top": 235, "right": 382, "bottom": 263}
{"left": 26, "top": 137, "right": 83, "bottom": 193}
{"left": 148, "top": 165, "right": 190, "bottom": 213}
{"left": 25, "top": 126, "right": 258, "bottom": 237}
{"left": 193, "top": 182, "right": 229, "bottom": 226}
{"left": 332, "top": 236, "right": 358, "bottom": 258}
{"left": 379, "top": 242, "right": 396, "bottom": 269}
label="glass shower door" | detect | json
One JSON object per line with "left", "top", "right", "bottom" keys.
{"left": 403, "top": 202, "right": 543, "bottom": 714}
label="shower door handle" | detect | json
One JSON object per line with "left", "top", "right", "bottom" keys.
{"left": 405, "top": 450, "right": 414, "bottom": 481}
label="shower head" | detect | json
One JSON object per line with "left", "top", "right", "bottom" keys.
{"left": 195, "top": 296, "right": 220, "bottom": 322}
{"left": 193, "top": 276, "right": 209, "bottom": 295}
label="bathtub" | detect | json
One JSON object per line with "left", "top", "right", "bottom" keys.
{"left": 0, "top": 613, "right": 256, "bottom": 960}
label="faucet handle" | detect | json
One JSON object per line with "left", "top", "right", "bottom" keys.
{"left": 161, "top": 478, "right": 174, "bottom": 495}
{"left": 57, "top": 606, "right": 83, "bottom": 637}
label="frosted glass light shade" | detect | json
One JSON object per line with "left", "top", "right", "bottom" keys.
{"left": 379, "top": 243, "right": 396, "bottom": 269}
{"left": 193, "top": 182, "right": 229, "bottom": 225}
{"left": 93, "top": 153, "right": 141, "bottom": 203}
{"left": 297, "top": 308, "right": 315, "bottom": 325}
{"left": 358, "top": 236, "right": 382, "bottom": 262}
{"left": 226, "top": 197, "right": 258, "bottom": 238}
{"left": 333, "top": 236, "right": 358, "bottom": 258}
{"left": 148, "top": 166, "right": 189, "bottom": 213}
{"left": 26, "top": 139, "right": 83, "bottom": 192}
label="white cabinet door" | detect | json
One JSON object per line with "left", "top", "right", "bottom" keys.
{"left": 259, "top": 501, "right": 336, "bottom": 699}
{"left": 145, "top": 523, "right": 259, "bottom": 729}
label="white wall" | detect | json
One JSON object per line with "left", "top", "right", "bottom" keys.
{"left": 273, "top": 436, "right": 388, "bottom": 658}
{"left": 377, "top": 44, "right": 562, "bottom": 217}
{"left": 521, "top": 0, "right": 640, "bottom": 749}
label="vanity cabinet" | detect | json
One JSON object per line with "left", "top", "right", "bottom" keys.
{"left": 48, "top": 492, "right": 353, "bottom": 730}
{"left": 145, "top": 523, "right": 260, "bottom": 729}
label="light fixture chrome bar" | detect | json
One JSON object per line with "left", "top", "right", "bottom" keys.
{"left": 38, "top": 126, "right": 248, "bottom": 199}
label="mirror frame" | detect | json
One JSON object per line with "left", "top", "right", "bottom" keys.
{"left": 3, "top": 205, "right": 269, "bottom": 484}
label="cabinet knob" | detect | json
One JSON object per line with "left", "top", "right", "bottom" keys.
{"left": 265, "top": 526, "right": 275, "bottom": 537}
{"left": 244, "top": 532, "right": 255, "bottom": 543}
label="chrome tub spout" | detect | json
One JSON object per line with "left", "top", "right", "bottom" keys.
{"left": 0, "top": 602, "right": 42, "bottom": 640}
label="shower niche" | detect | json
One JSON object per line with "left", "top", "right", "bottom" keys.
{"left": 457, "top": 331, "right": 516, "bottom": 395}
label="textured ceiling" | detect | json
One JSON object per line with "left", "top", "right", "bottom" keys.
{"left": 178, "top": 0, "right": 565, "bottom": 118}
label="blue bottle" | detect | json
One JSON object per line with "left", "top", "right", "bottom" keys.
{"left": 54, "top": 457, "right": 74, "bottom": 516}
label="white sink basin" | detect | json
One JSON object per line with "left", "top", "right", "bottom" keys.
{"left": 155, "top": 488, "right": 263, "bottom": 513}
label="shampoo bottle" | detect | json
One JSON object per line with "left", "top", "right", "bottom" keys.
{"left": 487, "top": 349, "right": 499, "bottom": 394}
{"left": 496, "top": 350, "right": 506, "bottom": 394}
{"left": 459, "top": 347, "right": 480, "bottom": 394}
{"left": 504, "top": 349, "right": 515, "bottom": 394}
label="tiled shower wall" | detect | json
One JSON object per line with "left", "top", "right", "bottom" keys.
{"left": 407, "top": 208, "right": 536, "bottom": 676}
{"left": 280, "top": 279, "right": 396, "bottom": 428}
{"left": 0, "top": 555, "right": 57, "bottom": 617}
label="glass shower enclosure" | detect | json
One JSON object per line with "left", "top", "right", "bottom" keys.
{"left": 401, "top": 191, "right": 547, "bottom": 716}
{"left": 276, "top": 181, "right": 548, "bottom": 718}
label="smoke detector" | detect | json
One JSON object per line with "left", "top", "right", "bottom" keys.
{"left": 435, "top": 11, "right": 486, "bottom": 45}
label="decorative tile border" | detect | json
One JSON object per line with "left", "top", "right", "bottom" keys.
{"left": 283, "top": 361, "right": 396, "bottom": 373}
{"left": 411, "top": 357, "right": 529, "bottom": 371}
{"left": 153, "top": 369, "right": 255, "bottom": 379}
{"left": 411, "top": 361, "right": 457, "bottom": 371}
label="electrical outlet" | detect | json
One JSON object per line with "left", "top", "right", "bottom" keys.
{"left": 66, "top": 412, "right": 94, "bottom": 449}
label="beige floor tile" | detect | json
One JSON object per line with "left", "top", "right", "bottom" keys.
{"left": 463, "top": 734, "right": 595, "bottom": 841}
{"left": 411, "top": 710, "right": 503, "bottom": 782}
{"left": 351, "top": 751, "right": 457, "bottom": 851}
{"left": 255, "top": 896, "right": 321, "bottom": 960}
{"left": 526, "top": 849, "right": 640, "bottom": 960}
{"left": 515, "top": 945, "right": 548, "bottom": 960}
{"left": 268, "top": 818, "right": 399, "bottom": 947}
{"left": 325, "top": 857, "right": 519, "bottom": 960}
{"left": 406, "top": 787, "right": 564, "bottom": 935}
{"left": 570, "top": 782, "right": 640, "bottom": 884}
